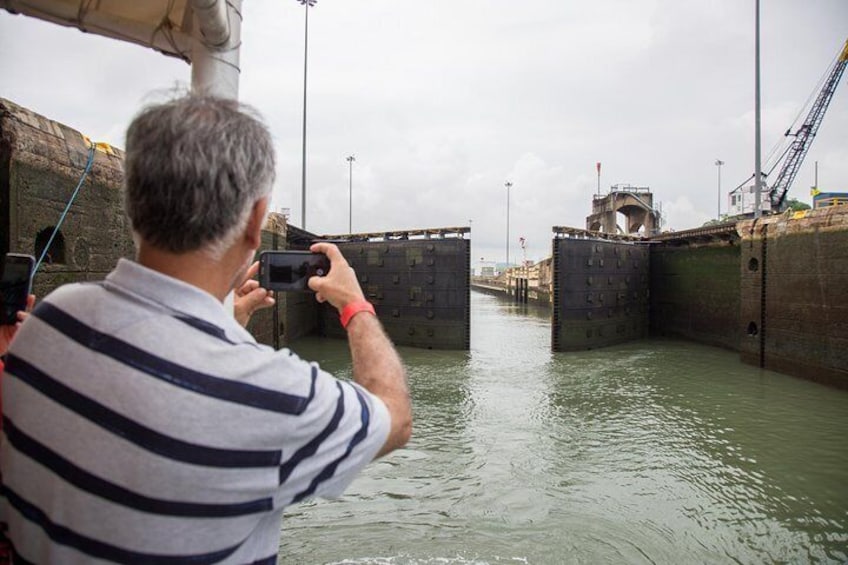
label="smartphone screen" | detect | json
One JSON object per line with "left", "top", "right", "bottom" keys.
{"left": 259, "top": 251, "right": 330, "bottom": 292}
{"left": 1, "top": 253, "right": 35, "bottom": 325}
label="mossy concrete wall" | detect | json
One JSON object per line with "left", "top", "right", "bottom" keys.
{"left": 650, "top": 240, "right": 741, "bottom": 351}
{"left": 1, "top": 98, "right": 133, "bottom": 298}
{"left": 650, "top": 210, "right": 848, "bottom": 389}
{"left": 739, "top": 209, "right": 848, "bottom": 388}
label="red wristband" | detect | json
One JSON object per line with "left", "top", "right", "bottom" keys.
{"left": 340, "top": 300, "right": 376, "bottom": 329}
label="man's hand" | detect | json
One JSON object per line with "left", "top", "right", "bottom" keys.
{"left": 308, "top": 242, "right": 366, "bottom": 312}
{"left": 1, "top": 294, "right": 35, "bottom": 356}
{"left": 234, "top": 262, "right": 275, "bottom": 327}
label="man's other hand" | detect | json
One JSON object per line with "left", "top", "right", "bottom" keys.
{"left": 234, "top": 261, "right": 275, "bottom": 327}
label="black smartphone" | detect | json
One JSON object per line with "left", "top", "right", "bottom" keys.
{"left": 1, "top": 253, "right": 35, "bottom": 325}
{"left": 258, "top": 250, "right": 330, "bottom": 292}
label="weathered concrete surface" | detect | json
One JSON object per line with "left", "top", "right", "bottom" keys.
{"left": 739, "top": 208, "right": 848, "bottom": 388}
{"left": 1, "top": 98, "right": 133, "bottom": 299}
{"left": 503, "top": 257, "right": 553, "bottom": 305}
{"left": 650, "top": 235, "right": 741, "bottom": 351}
{"left": 586, "top": 186, "right": 658, "bottom": 235}
{"left": 471, "top": 257, "right": 554, "bottom": 306}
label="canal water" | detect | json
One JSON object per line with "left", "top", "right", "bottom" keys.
{"left": 280, "top": 291, "right": 848, "bottom": 564}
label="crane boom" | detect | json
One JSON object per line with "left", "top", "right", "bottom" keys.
{"left": 769, "top": 39, "right": 848, "bottom": 210}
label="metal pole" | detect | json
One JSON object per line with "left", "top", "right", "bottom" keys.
{"left": 596, "top": 162, "right": 601, "bottom": 196}
{"left": 346, "top": 155, "right": 355, "bottom": 233}
{"left": 300, "top": 3, "right": 309, "bottom": 228}
{"left": 505, "top": 181, "right": 512, "bottom": 267}
{"left": 753, "top": 0, "right": 762, "bottom": 218}
{"left": 715, "top": 159, "right": 724, "bottom": 220}
{"left": 189, "top": 0, "right": 241, "bottom": 99}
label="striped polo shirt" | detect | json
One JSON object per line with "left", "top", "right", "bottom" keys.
{"left": 0, "top": 259, "right": 390, "bottom": 564}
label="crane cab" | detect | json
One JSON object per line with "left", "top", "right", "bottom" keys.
{"left": 728, "top": 184, "right": 773, "bottom": 217}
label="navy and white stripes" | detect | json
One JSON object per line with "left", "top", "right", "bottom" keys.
{"left": 34, "top": 302, "right": 318, "bottom": 415}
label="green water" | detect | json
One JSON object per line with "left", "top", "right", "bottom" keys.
{"left": 279, "top": 291, "right": 848, "bottom": 564}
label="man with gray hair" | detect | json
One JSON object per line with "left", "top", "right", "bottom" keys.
{"left": 0, "top": 96, "right": 411, "bottom": 563}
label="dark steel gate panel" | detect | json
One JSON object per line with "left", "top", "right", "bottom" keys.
{"left": 552, "top": 237, "right": 649, "bottom": 351}
{"left": 320, "top": 237, "right": 470, "bottom": 350}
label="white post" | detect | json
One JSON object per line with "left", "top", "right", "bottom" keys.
{"left": 347, "top": 155, "right": 356, "bottom": 233}
{"left": 190, "top": 0, "right": 242, "bottom": 99}
{"left": 189, "top": 0, "right": 242, "bottom": 315}
{"left": 505, "top": 181, "right": 512, "bottom": 267}
{"left": 715, "top": 159, "right": 724, "bottom": 220}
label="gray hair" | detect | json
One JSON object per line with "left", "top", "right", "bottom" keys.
{"left": 124, "top": 95, "right": 276, "bottom": 256}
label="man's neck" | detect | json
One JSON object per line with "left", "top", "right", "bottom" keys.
{"left": 136, "top": 244, "right": 245, "bottom": 303}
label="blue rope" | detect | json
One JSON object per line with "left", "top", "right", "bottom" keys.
{"left": 34, "top": 142, "right": 97, "bottom": 274}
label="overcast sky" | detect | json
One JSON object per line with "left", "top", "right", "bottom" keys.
{"left": 2, "top": 1, "right": 847, "bottom": 267}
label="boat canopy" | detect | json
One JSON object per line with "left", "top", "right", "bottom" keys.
{"left": 1, "top": 0, "right": 242, "bottom": 97}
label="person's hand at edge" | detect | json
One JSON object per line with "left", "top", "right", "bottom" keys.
{"left": 307, "top": 242, "right": 365, "bottom": 312}
{"left": 234, "top": 261, "right": 275, "bottom": 327}
{"left": 1, "top": 294, "right": 35, "bottom": 356}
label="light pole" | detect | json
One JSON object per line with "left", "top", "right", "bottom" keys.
{"left": 297, "top": 0, "right": 316, "bottom": 228}
{"left": 715, "top": 159, "right": 724, "bottom": 220}
{"left": 505, "top": 181, "right": 512, "bottom": 267}
{"left": 346, "top": 155, "right": 355, "bottom": 233}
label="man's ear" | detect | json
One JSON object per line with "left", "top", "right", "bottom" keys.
{"left": 245, "top": 196, "right": 270, "bottom": 250}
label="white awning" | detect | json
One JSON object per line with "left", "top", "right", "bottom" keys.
{"left": 1, "top": 0, "right": 195, "bottom": 61}
{"left": 2, "top": 0, "right": 243, "bottom": 98}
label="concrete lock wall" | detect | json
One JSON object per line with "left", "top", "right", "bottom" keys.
{"left": 739, "top": 209, "right": 848, "bottom": 388}
{"left": 650, "top": 239, "right": 741, "bottom": 351}
{"left": 1, "top": 98, "right": 134, "bottom": 298}
{"left": 320, "top": 238, "right": 471, "bottom": 350}
{"left": 551, "top": 237, "right": 649, "bottom": 351}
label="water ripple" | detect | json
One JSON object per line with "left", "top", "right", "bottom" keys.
{"left": 282, "top": 292, "right": 848, "bottom": 564}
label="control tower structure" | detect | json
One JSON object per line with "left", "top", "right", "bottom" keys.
{"left": 586, "top": 184, "right": 660, "bottom": 236}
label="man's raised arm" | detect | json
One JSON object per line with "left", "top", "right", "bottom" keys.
{"left": 308, "top": 242, "right": 412, "bottom": 458}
